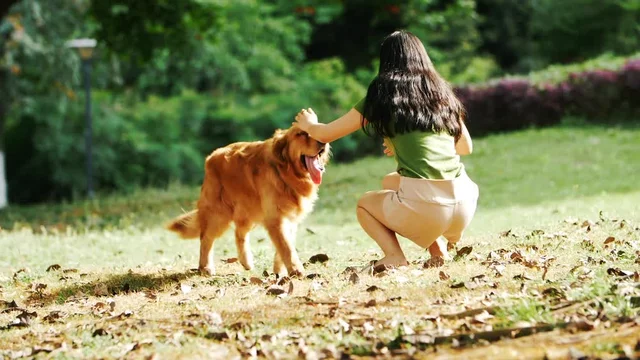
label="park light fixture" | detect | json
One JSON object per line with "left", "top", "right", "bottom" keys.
{"left": 66, "top": 38, "right": 97, "bottom": 199}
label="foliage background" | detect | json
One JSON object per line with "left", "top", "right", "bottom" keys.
{"left": 0, "top": 0, "right": 639, "bottom": 203}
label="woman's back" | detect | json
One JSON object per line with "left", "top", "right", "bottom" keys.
{"left": 353, "top": 98, "right": 463, "bottom": 180}
{"left": 389, "top": 131, "right": 462, "bottom": 180}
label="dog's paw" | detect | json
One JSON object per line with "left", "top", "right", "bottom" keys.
{"left": 239, "top": 252, "right": 254, "bottom": 271}
{"left": 288, "top": 269, "right": 304, "bottom": 279}
{"left": 198, "top": 266, "right": 215, "bottom": 276}
{"left": 273, "top": 266, "right": 287, "bottom": 278}
{"left": 288, "top": 262, "right": 305, "bottom": 278}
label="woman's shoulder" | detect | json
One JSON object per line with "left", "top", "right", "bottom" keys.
{"left": 353, "top": 97, "right": 365, "bottom": 114}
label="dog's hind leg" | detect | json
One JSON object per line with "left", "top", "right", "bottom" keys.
{"left": 234, "top": 219, "right": 254, "bottom": 271}
{"left": 265, "top": 218, "right": 304, "bottom": 277}
{"left": 198, "top": 210, "right": 230, "bottom": 276}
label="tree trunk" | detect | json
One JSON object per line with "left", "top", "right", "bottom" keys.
{"left": 0, "top": 0, "right": 19, "bottom": 209}
{"left": 0, "top": 68, "right": 7, "bottom": 209}
{"left": 0, "top": 150, "right": 6, "bottom": 208}
{"left": 1, "top": 0, "right": 19, "bottom": 19}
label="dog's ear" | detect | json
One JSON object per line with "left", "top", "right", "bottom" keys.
{"left": 272, "top": 130, "right": 290, "bottom": 163}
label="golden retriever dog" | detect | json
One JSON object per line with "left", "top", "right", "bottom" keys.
{"left": 166, "top": 127, "right": 330, "bottom": 277}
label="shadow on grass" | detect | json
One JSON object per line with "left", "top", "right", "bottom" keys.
{"left": 29, "top": 270, "right": 206, "bottom": 306}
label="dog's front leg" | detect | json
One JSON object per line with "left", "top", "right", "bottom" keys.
{"left": 273, "top": 222, "right": 299, "bottom": 276}
{"left": 273, "top": 252, "right": 286, "bottom": 277}
{"left": 265, "top": 218, "right": 304, "bottom": 277}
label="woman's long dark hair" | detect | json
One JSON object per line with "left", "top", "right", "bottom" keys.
{"left": 361, "top": 30, "right": 465, "bottom": 140}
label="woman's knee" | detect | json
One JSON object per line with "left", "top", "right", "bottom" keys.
{"left": 356, "top": 191, "right": 377, "bottom": 209}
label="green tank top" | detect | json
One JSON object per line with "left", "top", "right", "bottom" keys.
{"left": 354, "top": 97, "right": 463, "bottom": 180}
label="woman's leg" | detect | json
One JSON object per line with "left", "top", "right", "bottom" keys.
{"left": 382, "top": 172, "right": 401, "bottom": 191}
{"left": 382, "top": 172, "right": 451, "bottom": 260}
{"left": 356, "top": 191, "right": 408, "bottom": 267}
{"left": 428, "top": 237, "right": 451, "bottom": 259}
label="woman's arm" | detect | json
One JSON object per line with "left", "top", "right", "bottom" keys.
{"left": 455, "top": 122, "right": 473, "bottom": 155}
{"left": 293, "top": 108, "right": 362, "bottom": 143}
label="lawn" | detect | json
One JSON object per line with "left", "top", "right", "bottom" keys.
{"left": 1, "top": 123, "right": 639, "bottom": 359}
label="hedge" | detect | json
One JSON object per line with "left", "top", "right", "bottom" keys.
{"left": 4, "top": 56, "right": 639, "bottom": 204}
{"left": 456, "top": 57, "right": 640, "bottom": 136}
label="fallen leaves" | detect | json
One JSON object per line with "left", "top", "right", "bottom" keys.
{"left": 266, "top": 281, "right": 294, "bottom": 297}
{"left": 348, "top": 272, "right": 360, "bottom": 284}
{"left": 42, "top": 310, "right": 66, "bottom": 323}
{"left": 144, "top": 290, "right": 158, "bottom": 301}
{"left": 46, "top": 264, "right": 61, "bottom": 272}
{"left": 92, "top": 328, "right": 110, "bottom": 337}
{"left": 13, "top": 268, "right": 28, "bottom": 280}
{"left": 1, "top": 299, "right": 19, "bottom": 310}
{"left": 92, "top": 299, "right": 116, "bottom": 317}
{"left": 439, "top": 271, "right": 450, "bottom": 281}
{"left": 542, "top": 287, "right": 567, "bottom": 300}
{"left": 4, "top": 213, "right": 640, "bottom": 359}
{"left": 489, "top": 263, "right": 506, "bottom": 277}
{"left": 94, "top": 283, "right": 109, "bottom": 297}
{"left": 471, "top": 310, "right": 494, "bottom": 324}
{"left": 450, "top": 274, "right": 497, "bottom": 290}
{"left": 309, "top": 254, "right": 329, "bottom": 264}
{"left": 454, "top": 246, "right": 473, "bottom": 260}
{"left": 606, "top": 267, "right": 636, "bottom": 278}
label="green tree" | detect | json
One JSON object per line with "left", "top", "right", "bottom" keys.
{"left": 0, "top": 0, "right": 83, "bottom": 207}
{"left": 529, "top": 0, "right": 640, "bottom": 65}
{"left": 475, "top": 0, "right": 532, "bottom": 72}
{"left": 89, "top": 0, "right": 311, "bottom": 97}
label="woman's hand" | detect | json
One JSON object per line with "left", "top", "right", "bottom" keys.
{"left": 383, "top": 138, "right": 395, "bottom": 156}
{"left": 293, "top": 108, "right": 318, "bottom": 133}
{"left": 455, "top": 121, "right": 473, "bottom": 155}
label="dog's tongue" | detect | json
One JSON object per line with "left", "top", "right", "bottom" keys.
{"left": 304, "top": 155, "right": 324, "bottom": 185}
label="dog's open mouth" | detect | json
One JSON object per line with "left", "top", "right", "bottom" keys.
{"left": 302, "top": 149, "right": 325, "bottom": 185}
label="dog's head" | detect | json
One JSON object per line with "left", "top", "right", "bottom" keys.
{"left": 272, "top": 127, "right": 331, "bottom": 185}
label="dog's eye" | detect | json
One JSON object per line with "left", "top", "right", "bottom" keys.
{"left": 297, "top": 132, "right": 309, "bottom": 137}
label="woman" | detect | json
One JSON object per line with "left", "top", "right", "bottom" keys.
{"left": 293, "top": 30, "right": 478, "bottom": 268}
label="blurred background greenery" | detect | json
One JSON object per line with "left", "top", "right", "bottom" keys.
{"left": 0, "top": 0, "right": 638, "bottom": 204}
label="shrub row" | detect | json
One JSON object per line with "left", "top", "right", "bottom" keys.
{"left": 3, "top": 59, "right": 371, "bottom": 203}
{"left": 4, "top": 56, "right": 639, "bottom": 203}
{"left": 455, "top": 57, "right": 640, "bottom": 136}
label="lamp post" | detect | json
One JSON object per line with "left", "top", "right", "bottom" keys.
{"left": 67, "top": 38, "right": 97, "bottom": 199}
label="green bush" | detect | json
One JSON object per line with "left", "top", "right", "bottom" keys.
{"left": 441, "top": 56, "right": 502, "bottom": 85}
{"left": 528, "top": 0, "right": 640, "bottom": 66}
{"left": 3, "top": 58, "right": 368, "bottom": 203}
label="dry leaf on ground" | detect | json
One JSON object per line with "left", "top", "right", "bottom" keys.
{"left": 309, "top": 254, "right": 329, "bottom": 264}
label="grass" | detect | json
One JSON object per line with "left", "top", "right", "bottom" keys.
{"left": 1, "top": 123, "right": 639, "bottom": 359}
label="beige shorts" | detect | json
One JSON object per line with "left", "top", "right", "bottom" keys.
{"left": 381, "top": 170, "right": 479, "bottom": 248}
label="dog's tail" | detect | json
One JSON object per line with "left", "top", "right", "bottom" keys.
{"left": 166, "top": 210, "right": 200, "bottom": 239}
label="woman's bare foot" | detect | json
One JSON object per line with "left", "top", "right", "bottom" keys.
{"left": 373, "top": 256, "right": 409, "bottom": 268}
{"left": 423, "top": 256, "right": 445, "bottom": 268}
{"left": 428, "top": 238, "right": 452, "bottom": 260}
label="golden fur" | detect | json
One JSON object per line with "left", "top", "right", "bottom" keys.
{"left": 166, "top": 127, "right": 330, "bottom": 276}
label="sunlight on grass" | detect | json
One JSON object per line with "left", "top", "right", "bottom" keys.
{"left": 0, "top": 125, "right": 638, "bottom": 358}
